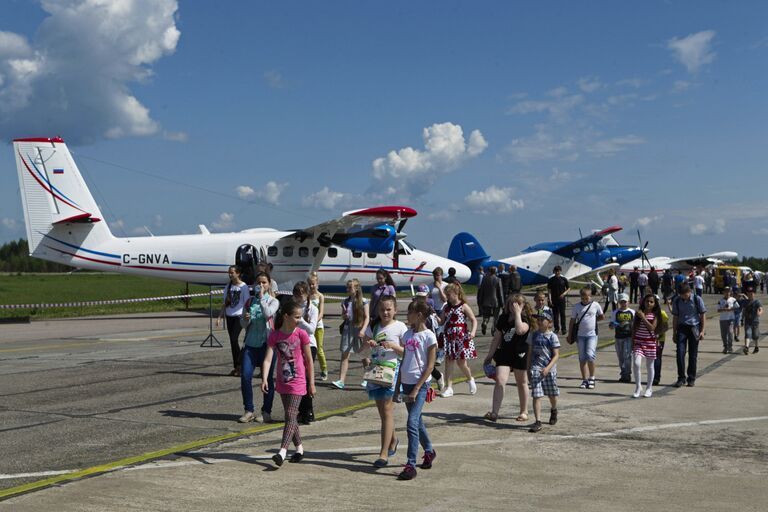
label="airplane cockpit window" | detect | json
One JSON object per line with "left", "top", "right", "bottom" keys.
{"left": 352, "top": 251, "right": 362, "bottom": 259}
{"left": 267, "top": 246, "right": 278, "bottom": 257}
{"left": 367, "top": 253, "right": 377, "bottom": 259}
{"left": 299, "top": 247, "right": 309, "bottom": 257}
{"left": 283, "top": 246, "right": 293, "bottom": 257}
{"left": 328, "top": 248, "right": 338, "bottom": 258}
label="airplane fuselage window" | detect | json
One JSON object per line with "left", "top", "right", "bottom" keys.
{"left": 283, "top": 246, "right": 293, "bottom": 257}
{"left": 267, "top": 246, "right": 278, "bottom": 257}
{"left": 352, "top": 251, "right": 362, "bottom": 259}
{"left": 328, "top": 248, "right": 338, "bottom": 258}
{"left": 299, "top": 247, "right": 309, "bottom": 257}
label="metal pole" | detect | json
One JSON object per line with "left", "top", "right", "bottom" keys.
{"left": 200, "top": 285, "right": 222, "bottom": 348}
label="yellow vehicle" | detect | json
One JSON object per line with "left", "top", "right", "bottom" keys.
{"left": 713, "top": 265, "right": 742, "bottom": 293}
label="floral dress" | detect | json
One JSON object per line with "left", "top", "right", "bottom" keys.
{"left": 442, "top": 301, "right": 476, "bottom": 360}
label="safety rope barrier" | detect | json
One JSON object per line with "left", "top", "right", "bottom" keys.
{"left": 0, "top": 290, "right": 350, "bottom": 310}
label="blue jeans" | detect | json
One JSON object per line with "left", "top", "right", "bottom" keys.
{"left": 402, "top": 382, "right": 433, "bottom": 466}
{"left": 614, "top": 337, "right": 632, "bottom": 379}
{"left": 241, "top": 345, "right": 275, "bottom": 414}
{"left": 577, "top": 335, "right": 598, "bottom": 363}
{"left": 675, "top": 325, "right": 700, "bottom": 383}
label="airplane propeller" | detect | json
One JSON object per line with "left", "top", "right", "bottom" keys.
{"left": 636, "top": 229, "right": 651, "bottom": 269}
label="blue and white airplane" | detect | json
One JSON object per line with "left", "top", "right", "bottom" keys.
{"left": 12, "top": 137, "right": 470, "bottom": 292}
{"left": 448, "top": 227, "right": 645, "bottom": 286}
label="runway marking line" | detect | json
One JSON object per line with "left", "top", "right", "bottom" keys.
{"left": 0, "top": 338, "right": 609, "bottom": 500}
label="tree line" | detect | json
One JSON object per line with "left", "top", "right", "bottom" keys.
{"left": 0, "top": 239, "right": 74, "bottom": 273}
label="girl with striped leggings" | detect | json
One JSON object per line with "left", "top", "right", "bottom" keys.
{"left": 262, "top": 299, "right": 316, "bottom": 467}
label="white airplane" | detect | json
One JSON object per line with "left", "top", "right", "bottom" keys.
{"left": 618, "top": 252, "right": 739, "bottom": 273}
{"left": 449, "top": 228, "right": 645, "bottom": 286}
{"left": 13, "top": 137, "right": 470, "bottom": 292}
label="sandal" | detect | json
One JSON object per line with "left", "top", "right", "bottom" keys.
{"left": 483, "top": 411, "right": 498, "bottom": 422}
{"left": 515, "top": 413, "right": 529, "bottom": 422}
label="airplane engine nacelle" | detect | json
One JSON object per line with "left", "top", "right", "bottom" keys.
{"left": 335, "top": 224, "right": 397, "bottom": 254}
{"left": 599, "top": 250, "right": 614, "bottom": 264}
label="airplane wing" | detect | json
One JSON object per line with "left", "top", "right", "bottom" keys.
{"left": 564, "top": 262, "right": 619, "bottom": 282}
{"left": 664, "top": 252, "right": 739, "bottom": 270}
{"left": 286, "top": 206, "right": 417, "bottom": 256}
{"left": 551, "top": 226, "right": 623, "bottom": 258}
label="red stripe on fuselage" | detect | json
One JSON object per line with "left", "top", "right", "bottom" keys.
{"left": 47, "top": 245, "right": 121, "bottom": 267}
{"left": 18, "top": 150, "right": 85, "bottom": 213}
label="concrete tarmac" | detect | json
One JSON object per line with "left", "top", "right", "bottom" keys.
{"left": 1, "top": 294, "right": 767, "bottom": 510}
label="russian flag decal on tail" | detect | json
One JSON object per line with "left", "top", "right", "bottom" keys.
{"left": 53, "top": 168, "right": 64, "bottom": 174}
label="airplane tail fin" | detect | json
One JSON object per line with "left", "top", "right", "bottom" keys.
{"left": 14, "top": 137, "right": 114, "bottom": 265}
{"left": 448, "top": 232, "right": 490, "bottom": 285}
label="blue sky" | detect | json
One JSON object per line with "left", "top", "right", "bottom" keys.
{"left": 1, "top": 0, "right": 767, "bottom": 260}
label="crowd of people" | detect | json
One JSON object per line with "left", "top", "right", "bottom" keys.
{"left": 215, "top": 262, "right": 762, "bottom": 480}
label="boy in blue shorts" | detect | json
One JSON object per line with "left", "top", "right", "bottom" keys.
{"left": 526, "top": 309, "right": 560, "bottom": 433}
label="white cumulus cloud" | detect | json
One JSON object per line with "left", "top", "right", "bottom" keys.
{"left": 236, "top": 185, "right": 255, "bottom": 198}
{"left": 212, "top": 212, "right": 235, "bottom": 231}
{"left": 0, "top": 0, "right": 180, "bottom": 144}
{"left": 635, "top": 215, "right": 663, "bottom": 227}
{"left": 302, "top": 187, "right": 351, "bottom": 211}
{"left": 668, "top": 30, "right": 717, "bottom": 74}
{"left": 690, "top": 219, "right": 725, "bottom": 236}
{"left": 260, "top": 181, "right": 288, "bottom": 205}
{"left": 236, "top": 182, "right": 288, "bottom": 205}
{"left": 371, "top": 122, "right": 487, "bottom": 198}
{"left": 465, "top": 186, "right": 524, "bottom": 215}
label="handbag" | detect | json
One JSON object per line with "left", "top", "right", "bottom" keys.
{"left": 363, "top": 360, "right": 397, "bottom": 387}
{"left": 568, "top": 302, "right": 594, "bottom": 344}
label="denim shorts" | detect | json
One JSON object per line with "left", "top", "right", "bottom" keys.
{"left": 577, "top": 335, "right": 598, "bottom": 362}
{"left": 745, "top": 322, "right": 760, "bottom": 342}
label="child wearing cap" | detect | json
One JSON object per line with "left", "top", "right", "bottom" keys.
{"left": 526, "top": 308, "right": 560, "bottom": 433}
{"left": 610, "top": 293, "right": 634, "bottom": 383}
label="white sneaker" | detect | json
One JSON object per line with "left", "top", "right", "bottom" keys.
{"left": 643, "top": 388, "right": 653, "bottom": 398}
{"left": 238, "top": 411, "right": 255, "bottom": 423}
{"left": 320, "top": 371, "right": 328, "bottom": 381}
{"left": 468, "top": 378, "right": 477, "bottom": 395}
{"left": 632, "top": 387, "right": 641, "bottom": 399}
{"left": 440, "top": 387, "right": 454, "bottom": 398}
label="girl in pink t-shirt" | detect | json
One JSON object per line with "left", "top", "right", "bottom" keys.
{"left": 262, "top": 299, "right": 316, "bottom": 466}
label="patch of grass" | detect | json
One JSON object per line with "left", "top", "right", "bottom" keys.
{"left": 0, "top": 273, "right": 213, "bottom": 319}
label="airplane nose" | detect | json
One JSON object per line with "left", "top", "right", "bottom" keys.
{"left": 452, "top": 261, "right": 472, "bottom": 283}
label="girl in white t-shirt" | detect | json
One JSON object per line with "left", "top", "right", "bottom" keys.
{"left": 396, "top": 301, "right": 437, "bottom": 481}
{"left": 363, "top": 295, "right": 407, "bottom": 468}
{"left": 308, "top": 273, "right": 328, "bottom": 380}
{"left": 216, "top": 265, "right": 250, "bottom": 377}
